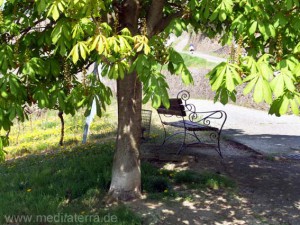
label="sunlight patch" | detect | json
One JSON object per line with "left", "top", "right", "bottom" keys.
{"left": 295, "top": 200, "right": 300, "bottom": 210}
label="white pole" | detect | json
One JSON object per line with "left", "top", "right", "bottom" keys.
{"left": 82, "top": 63, "right": 101, "bottom": 143}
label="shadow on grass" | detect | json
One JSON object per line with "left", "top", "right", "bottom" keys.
{"left": 1, "top": 119, "right": 300, "bottom": 225}
{"left": 0, "top": 142, "right": 144, "bottom": 225}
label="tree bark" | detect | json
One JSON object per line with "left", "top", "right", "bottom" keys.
{"left": 58, "top": 111, "right": 64, "bottom": 146}
{"left": 105, "top": 0, "right": 143, "bottom": 202}
{"left": 107, "top": 71, "right": 142, "bottom": 201}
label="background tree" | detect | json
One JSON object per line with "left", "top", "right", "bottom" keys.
{"left": 0, "top": 0, "right": 299, "bottom": 200}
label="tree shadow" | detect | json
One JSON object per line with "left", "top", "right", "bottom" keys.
{"left": 139, "top": 128, "right": 300, "bottom": 224}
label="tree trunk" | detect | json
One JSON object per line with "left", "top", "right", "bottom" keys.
{"left": 58, "top": 111, "right": 64, "bottom": 146}
{"left": 107, "top": 71, "right": 142, "bottom": 201}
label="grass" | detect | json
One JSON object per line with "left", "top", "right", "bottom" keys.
{"left": 0, "top": 100, "right": 236, "bottom": 224}
{"left": 141, "top": 162, "right": 235, "bottom": 200}
{"left": 0, "top": 139, "right": 235, "bottom": 224}
{"left": 160, "top": 52, "right": 216, "bottom": 71}
{"left": 181, "top": 53, "right": 217, "bottom": 69}
{"left": 1, "top": 107, "right": 117, "bottom": 158}
{"left": 0, "top": 142, "right": 142, "bottom": 225}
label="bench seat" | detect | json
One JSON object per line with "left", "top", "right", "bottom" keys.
{"left": 162, "top": 121, "right": 219, "bottom": 132}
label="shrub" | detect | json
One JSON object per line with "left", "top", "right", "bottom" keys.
{"left": 143, "top": 176, "right": 170, "bottom": 193}
{"left": 174, "top": 170, "right": 235, "bottom": 190}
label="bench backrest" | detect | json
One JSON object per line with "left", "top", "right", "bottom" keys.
{"left": 157, "top": 98, "right": 186, "bottom": 117}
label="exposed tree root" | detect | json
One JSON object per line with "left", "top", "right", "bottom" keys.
{"left": 104, "top": 189, "right": 142, "bottom": 205}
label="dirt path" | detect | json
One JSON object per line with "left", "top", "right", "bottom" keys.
{"left": 128, "top": 141, "right": 300, "bottom": 225}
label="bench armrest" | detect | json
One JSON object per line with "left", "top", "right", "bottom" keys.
{"left": 176, "top": 90, "right": 227, "bottom": 132}
{"left": 187, "top": 110, "right": 227, "bottom": 132}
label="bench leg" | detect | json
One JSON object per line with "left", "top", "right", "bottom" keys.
{"left": 161, "top": 128, "right": 223, "bottom": 158}
{"left": 177, "top": 130, "right": 187, "bottom": 155}
{"left": 199, "top": 132, "right": 222, "bottom": 159}
{"left": 215, "top": 134, "right": 223, "bottom": 158}
{"left": 161, "top": 125, "right": 167, "bottom": 146}
{"left": 160, "top": 128, "right": 189, "bottom": 155}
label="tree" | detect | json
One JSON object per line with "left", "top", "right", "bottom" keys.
{"left": 0, "top": 0, "right": 299, "bottom": 200}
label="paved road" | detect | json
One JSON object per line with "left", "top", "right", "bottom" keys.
{"left": 168, "top": 34, "right": 300, "bottom": 157}
{"left": 190, "top": 99, "right": 300, "bottom": 157}
{"left": 170, "top": 34, "right": 226, "bottom": 64}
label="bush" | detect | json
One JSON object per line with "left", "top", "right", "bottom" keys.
{"left": 143, "top": 176, "right": 170, "bottom": 193}
{"left": 173, "top": 170, "right": 201, "bottom": 184}
{"left": 174, "top": 170, "right": 235, "bottom": 190}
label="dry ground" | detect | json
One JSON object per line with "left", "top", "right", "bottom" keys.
{"left": 127, "top": 140, "right": 300, "bottom": 225}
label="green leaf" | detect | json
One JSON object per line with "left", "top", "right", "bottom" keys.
{"left": 144, "top": 44, "right": 151, "bottom": 55}
{"left": 142, "top": 93, "right": 151, "bottom": 104}
{"left": 152, "top": 94, "right": 161, "bottom": 109}
{"left": 174, "top": 21, "right": 183, "bottom": 36}
{"left": 286, "top": 0, "right": 293, "bottom": 10}
{"left": 209, "top": 10, "right": 219, "bottom": 21}
{"left": 249, "top": 21, "right": 257, "bottom": 36}
{"left": 211, "top": 64, "right": 226, "bottom": 91}
{"left": 258, "top": 21, "right": 268, "bottom": 40}
{"left": 270, "top": 74, "right": 284, "bottom": 97}
{"left": 229, "top": 91, "right": 236, "bottom": 102}
{"left": 57, "top": 2, "right": 65, "bottom": 12}
{"left": 169, "top": 50, "right": 184, "bottom": 64}
{"left": 283, "top": 72, "right": 295, "bottom": 92}
{"left": 51, "top": 23, "right": 62, "bottom": 44}
{"left": 219, "top": 10, "right": 227, "bottom": 22}
{"left": 279, "top": 96, "right": 289, "bottom": 115}
{"left": 37, "top": 0, "right": 47, "bottom": 14}
{"left": 262, "top": 80, "right": 272, "bottom": 104}
{"left": 258, "top": 61, "right": 273, "bottom": 80}
{"left": 220, "top": 89, "right": 229, "bottom": 105}
{"left": 1, "top": 90, "right": 8, "bottom": 99}
{"left": 181, "top": 67, "right": 193, "bottom": 85}
{"left": 9, "top": 107, "right": 16, "bottom": 121}
{"left": 49, "top": 4, "right": 60, "bottom": 21}
{"left": 49, "top": 59, "right": 60, "bottom": 77}
{"left": 253, "top": 77, "right": 264, "bottom": 103}
{"left": 118, "top": 62, "right": 125, "bottom": 79}
{"left": 293, "top": 63, "right": 300, "bottom": 75}
{"left": 243, "top": 77, "right": 258, "bottom": 95}
{"left": 290, "top": 99, "right": 299, "bottom": 115}
{"left": 69, "top": 44, "right": 79, "bottom": 64}
{"left": 225, "top": 67, "right": 235, "bottom": 92}
{"left": 9, "top": 77, "right": 20, "bottom": 96}
{"left": 293, "top": 42, "right": 300, "bottom": 54}
{"left": 79, "top": 42, "right": 88, "bottom": 60}
{"left": 274, "top": 13, "right": 288, "bottom": 28}
{"left": 161, "top": 89, "right": 170, "bottom": 109}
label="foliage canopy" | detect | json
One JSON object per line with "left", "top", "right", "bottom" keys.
{"left": 0, "top": 0, "right": 299, "bottom": 160}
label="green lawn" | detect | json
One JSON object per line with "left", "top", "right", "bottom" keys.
{"left": 0, "top": 104, "right": 234, "bottom": 225}
{"left": 180, "top": 53, "right": 217, "bottom": 69}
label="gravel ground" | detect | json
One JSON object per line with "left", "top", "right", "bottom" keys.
{"left": 131, "top": 140, "right": 300, "bottom": 225}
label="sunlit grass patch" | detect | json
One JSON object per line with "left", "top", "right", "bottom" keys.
{"left": 181, "top": 53, "right": 217, "bottom": 69}
{"left": 1, "top": 107, "right": 117, "bottom": 159}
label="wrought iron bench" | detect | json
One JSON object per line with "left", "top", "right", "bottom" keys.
{"left": 157, "top": 90, "right": 227, "bottom": 158}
